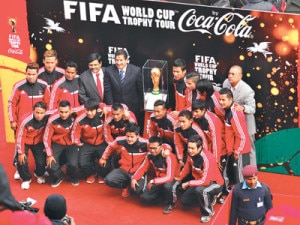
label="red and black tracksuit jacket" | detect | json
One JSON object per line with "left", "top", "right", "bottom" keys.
{"left": 132, "top": 144, "right": 180, "bottom": 185}
{"left": 38, "top": 67, "right": 64, "bottom": 91}
{"left": 16, "top": 111, "right": 52, "bottom": 154}
{"left": 49, "top": 75, "right": 80, "bottom": 110}
{"left": 71, "top": 111, "right": 105, "bottom": 146}
{"left": 44, "top": 112, "right": 77, "bottom": 156}
{"left": 179, "top": 149, "right": 224, "bottom": 187}
{"left": 174, "top": 124, "right": 208, "bottom": 162}
{"left": 173, "top": 79, "right": 187, "bottom": 111}
{"left": 104, "top": 111, "right": 137, "bottom": 145}
{"left": 102, "top": 136, "right": 148, "bottom": 173}
{"left": 224, "top": 103, "right": 251, "bottom": 156}
{"left": 8, "top": 79, "right": 50, "bottom": 126}
{"left": 149, "top": 113, "right": 175, "bottom": 145}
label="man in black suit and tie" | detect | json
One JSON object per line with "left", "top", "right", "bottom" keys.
{"left": 104, "top": 49, "right": 144, "bottom": 131}
{"left": 79, "top": 53, "right": 106, "bottom": 104}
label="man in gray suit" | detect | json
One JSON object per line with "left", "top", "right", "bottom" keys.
{"left": 104, "top": 49, "right": 144, "bottom": 131}
{"left": 223, "top": 65, "right": 257, "bottom": 165}
{"left": 79, "top": 53, "right": 106, "bottom": 104}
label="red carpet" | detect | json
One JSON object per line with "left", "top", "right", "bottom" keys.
{"left": 1, "top": 91, "right": 300, "bottom": 224}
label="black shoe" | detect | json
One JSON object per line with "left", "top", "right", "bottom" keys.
{"left": 162, "top": 204, "right": 175, "bottom": 214}
{"left": 51, "top": 177, "right": 63, "bottom": 188}
{"left": 71, "top": 178, "right": 79, "bottom": 186}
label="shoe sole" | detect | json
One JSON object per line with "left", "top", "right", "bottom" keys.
{"left": 51, "top": 179, "right": 63, "bottom": 188}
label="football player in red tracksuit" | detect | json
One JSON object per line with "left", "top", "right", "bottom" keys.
{"left": 219, "top": 88, "right": 251, "bottom": 186}
{"left": 8, "top": 62, "right": 50, "bottom": 180}
{"left": 171, "top": 58, "right": 187, "bottom": 117}
{"left": 149, "top": 100, "right": 176, "bottom": 150}
{"left": 178, "top": 135, "right": 224, "bottom": 223}
{"left": 44, "top": 100, "right": 82, "bottom": 188}
{"left": 174, "top": 110, "right": 208, "bottom": 168}
{"left": 183, "top": 71, "right": 201, "bottom": 111}
{"left": 72, "top": 99, "right": 111, "bottom": 184}
{"left": 104, "top": 102, "right": 137, "bottom": 169}
{"left": 16, "top": 102, "right": 53, "bottom": 190}
{"left": 38, "top": 49, "right": 64, "bottom": 92}
{"left": 49, "top": 61, "right": 80, "bottom": 110}
{"left": 131, "top": 136, "right": 180, "bottom": 214}
{"left": 8, "top": 62, "right": 50, "bottom": 133}
{"left": 196, "top": 78, "right": 225, "bottom": 120}
{"left": 192, "top": 99, "right": 229, "bottom": 203}
{"left": 100, "top": 123, "right": 148, "bottom": 197}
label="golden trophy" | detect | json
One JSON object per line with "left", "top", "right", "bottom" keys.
{"left": 151, "top": 67, "right": 161, "bottom": 95}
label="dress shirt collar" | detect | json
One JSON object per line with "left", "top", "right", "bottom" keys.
{"left": 242, "top": 180, "right": 262, "bottom": 189}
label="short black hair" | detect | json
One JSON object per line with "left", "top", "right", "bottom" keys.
{"left": 112, "top": 102, "right": 124, "bottom": 111}
{"left": 149, "top": 136, "right": 162, "bottom": 145}
{"left": 125, "top": 122, "right": 140, "bottom": 135}
{"left": 33, "top": 101, "right": 47, "bottom": 110}
{"left": 196, "top": 79, "right": 214, "bottom": 97}
{"left": 154, "top": 100, "right": 166, "bottom": 108}
{"left": 178, "top": 109, "right": 193, "bottom": 119}
{"left": 115, "top": 49, "right": 128, "bottom": 60}
{"left": 84, "top": 99, "right": 99, "bottom": 110}
{"left": 173, "top": 58, "right": 186, "bottom": 71}
{"left": 87, "top": 53, "right": 102, "bottom": 64}
{"left": 188, "top": 135, "right": 203, "bottom": 148}
{"left": 219, "top": 87, "right": 233, "bottom": 99}
{"left": 192, "top": 99, "right": 206, "bottom": 111}
{"left": 65, "top": 61, "right": 78, "bottom": 71}
{"left": 59, "top": 100, "right": 71, "bottom": 108}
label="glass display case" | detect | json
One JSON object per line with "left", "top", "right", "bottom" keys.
{"left": 142, "top": 59, "right": 168, "bottom": 111}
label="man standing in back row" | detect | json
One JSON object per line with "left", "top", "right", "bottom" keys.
{"left": 104, "top": 49, "right": 144, "bottom": 131}
{"left": 223, "top": 65, "right": 257, "bottom": 166}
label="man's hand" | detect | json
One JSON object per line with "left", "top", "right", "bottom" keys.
{"left": 147, "top": 181, "right": 154, "bottom": 191}
{"left": 10, "top": 121, "right": 17, "bottom": 131}
{"left": 46, "top": 156, "right": 56, "bottom": 168}
{"left": 181, "top": 182, "right": 189, "bottom": 190}
{"left": 131, "top": 179, "right": 139, "bottom": 191}
{"left": 99, "top": 158, "right": 106, "bottom": 167}
{"left": 18, "top": 153, "right": 26, "bottom": 165}
{"left": 234, "top": 103, "right": 245, "bottom": 112}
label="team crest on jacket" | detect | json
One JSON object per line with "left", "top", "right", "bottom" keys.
{"left": 27, "top": 126, "right": 34, "bottom": 132}
{"left": 138, "top": 148, "right": 143, "bottom": 153}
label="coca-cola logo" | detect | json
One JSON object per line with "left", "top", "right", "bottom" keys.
{"left": 8, "top": 48, "right": 23, "bottom": 55}
{"left": 178, "top": 9, "right": 255, "bottom": 38}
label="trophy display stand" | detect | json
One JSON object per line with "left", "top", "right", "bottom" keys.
{"left": 142, "top": 59, "right": 168, "bottom": 111}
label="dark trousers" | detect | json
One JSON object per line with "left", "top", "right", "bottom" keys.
{"left": 79, "top": 142, "right": 110, "bottom": 178}
{"left": 105, "top": 168, "right": 145, "bottom": 195}
{"left": 181, "top": 182, "right": 223, "bottom": 216}
{"left": 227, "top": 153, "right": 250, "bottom": 185}
{"left": 47, "top": 143, "right": 79, "bottom": 180}
{"left": 17, "top": 142, "right": 46, "bottom": 181}
{"left": 141, "top": 179, "right": 178, "bottom": 205}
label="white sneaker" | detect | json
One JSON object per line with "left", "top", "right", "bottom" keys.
{"left": 21, "top": 180, "right": 31, "bottom": 190}
{"left": 34, "top": 173, "right": 45, "bottom": 184}
{"left": 14, "top": 170, "right": 20, "bottom": 180}
{"left": 200, "top": 215, "right": 211, "bottom": 223}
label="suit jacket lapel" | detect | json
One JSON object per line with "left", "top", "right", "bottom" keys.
{"left": 88, "top": 71, "right": 100, "bottom": 98}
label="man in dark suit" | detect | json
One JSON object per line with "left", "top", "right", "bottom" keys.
{"left": 104, "top": 49, "right": 144, "bottom": 130}
{"left": 79, "top": 53, "right": 106, "bottom": 104}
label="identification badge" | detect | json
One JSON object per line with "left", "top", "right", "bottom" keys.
{"left": 257, "top": 201, "right": 264, "bottom": 208}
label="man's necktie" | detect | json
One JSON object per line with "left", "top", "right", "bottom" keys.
{"left": 119, "top": 70, "right": 125, "bottom": 85}
{"left": 96, "top": 73, "right": 103, "bottom": 100}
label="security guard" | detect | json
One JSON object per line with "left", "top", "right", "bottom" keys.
{"left": 229, "top": 165, "right": 273, "bottom": 225}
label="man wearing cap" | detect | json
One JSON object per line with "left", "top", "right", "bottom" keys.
{"left": 229, "top": 165, "right": 273, "bottom": 225}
